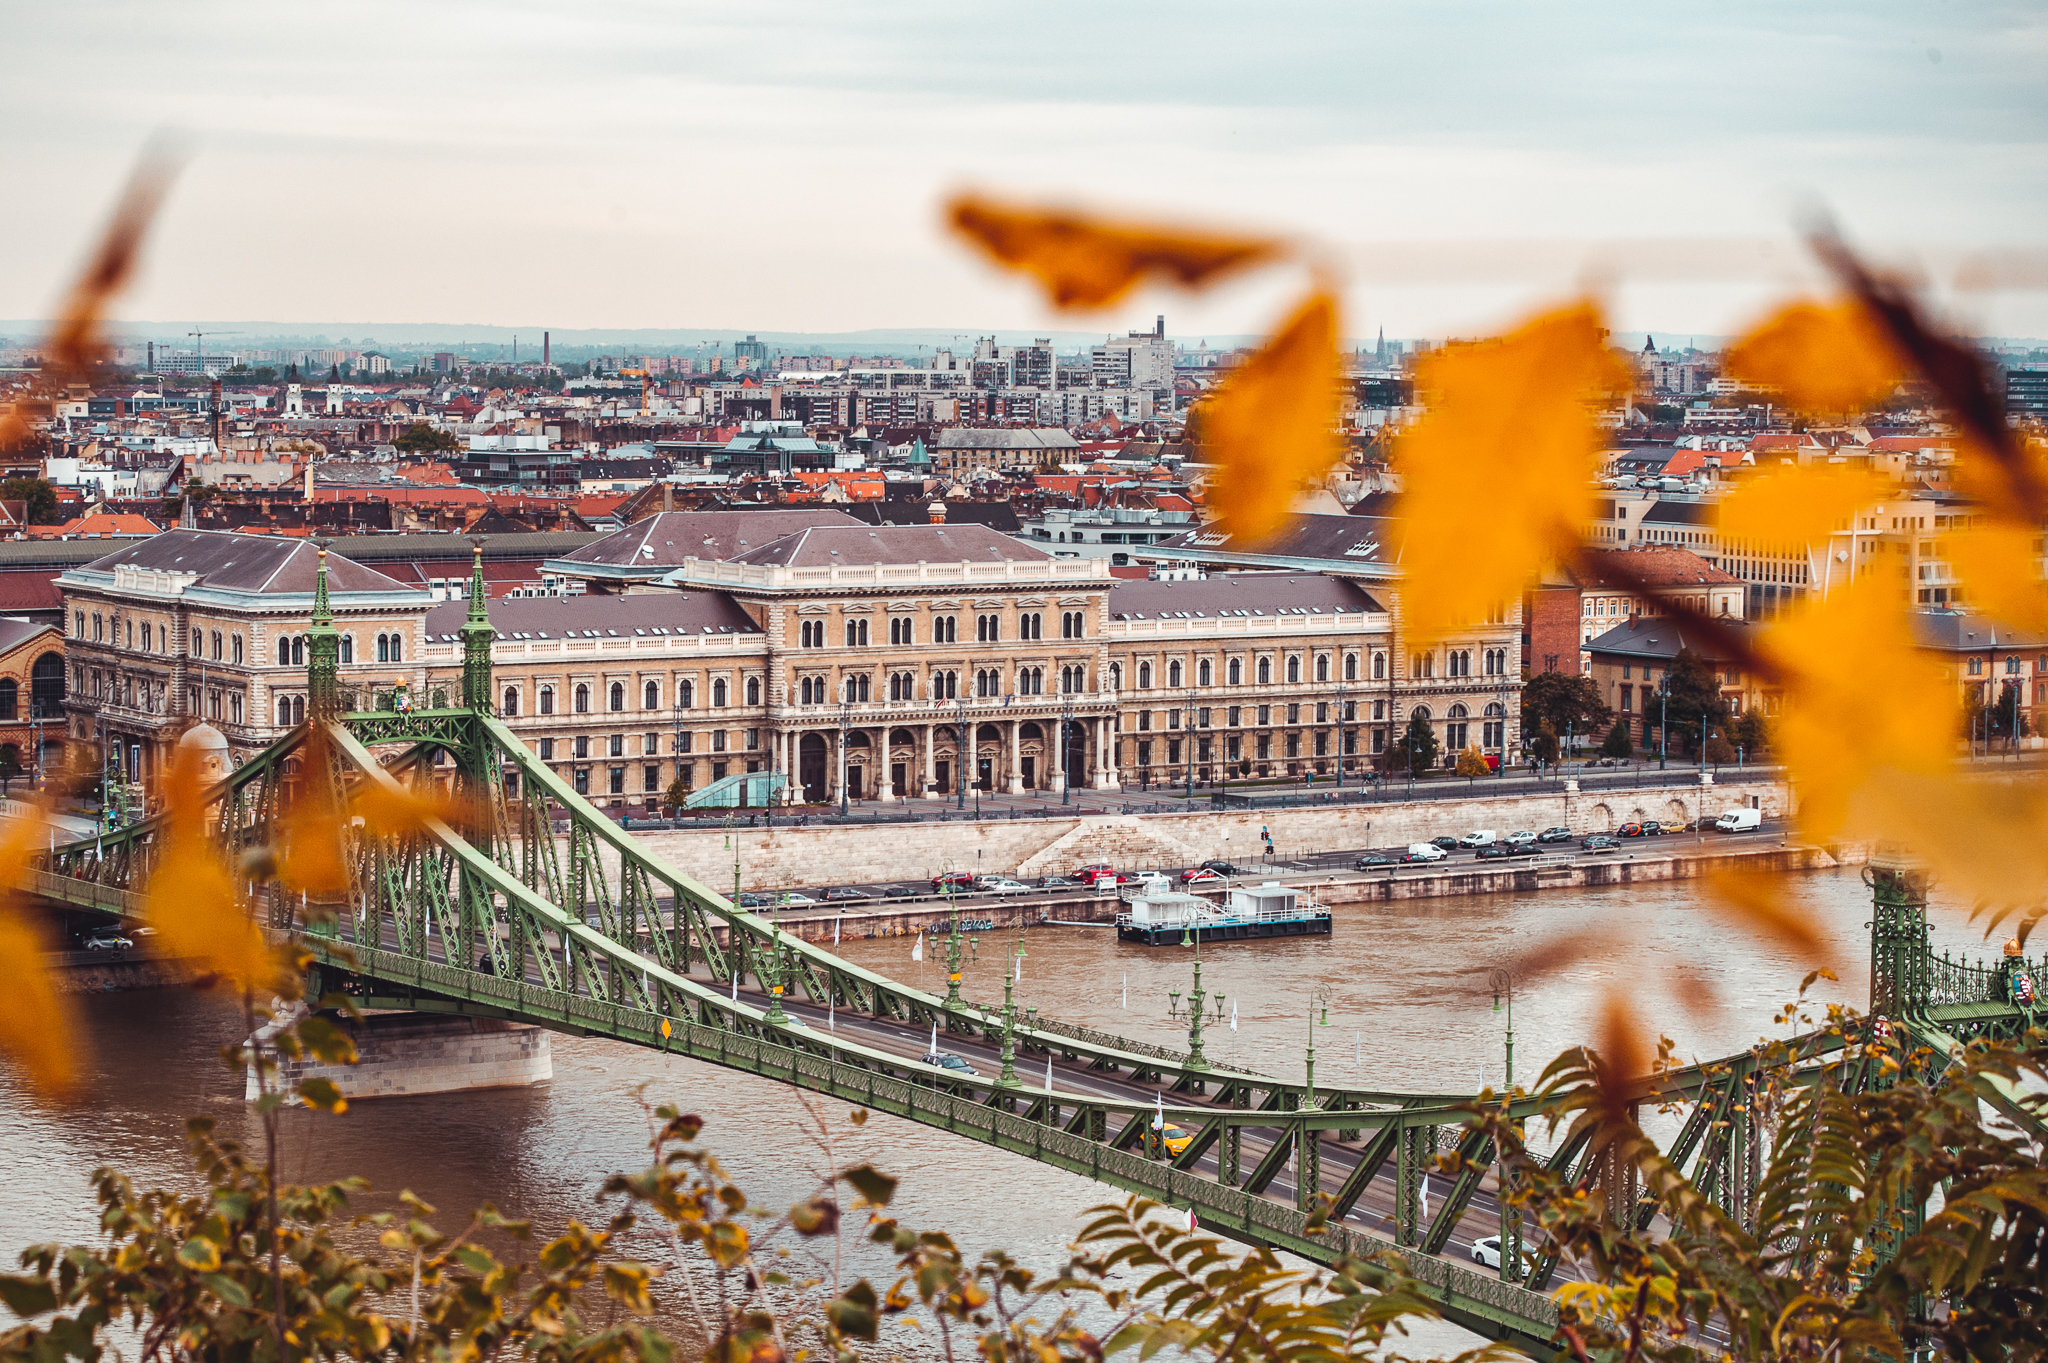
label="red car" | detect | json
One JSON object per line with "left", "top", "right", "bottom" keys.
{"left": 1617, "top": 821, "right": 1645, "bottom": 838}
{"left": 1075, "top": 864, "right": 1129, "bottom": 885}
{"left": 931, "top": 871, "right": 977, "bottom": 891}
{"left": 1178, "top": 867, "right": 1224, "bottom": 885}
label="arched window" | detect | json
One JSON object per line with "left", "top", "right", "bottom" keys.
{"left": 845, "top": 619, "right": 869, "bottom": 647}
{"left": 644, "top": 680, "right": 659, "bottom": 709}
{"left": 1109, "top": 662, "right": 1122, "bottom": 690}
{"left": 1197, "top": 658, "right": 1213, "bottom": 687}
{"left": 574, "top": 684, "right": 591, "bottom": 714}
{"left": 191, "top": 629, "right": 202, "bottom": 655}
{"left": 679, "top": 680, "right": 694, "bottom": 709}
{"left": 1138, "top": 662, "right": 1152, "bottom": 689}
{"left": 746, "top": 677, "right": 762, "bottom": 705}
{"left": 231, "top": 635, "right": 244, "bottom": 665}
{"left": 1483, "top": 702, "right": 1506, "bottom": 748}
{"left": 389, "top": 634, "right": 402, "bottom": 663}
{"left": 0, "top": 680, "right": 15, "bottom": 721}
{"left": 1257, "top": 657, "right": 1271, "bottom": 685}
{"left": 1286, "top": 656, "right": 1301, "bottom": 683}
{"left": 340, "top": 635, "right": 353, "bottom": 664}
{"left": 377, "top": 634, "right": 390, "bottom": 663}
{"left": 609, "top": 682, "right": 626, "bottom": 712}
{"left": 1228, "top": 657, "right": 1242, "bottom": 685}
{"left": 890, "top": 617, "right": 912, "bottom": 645}
{"left": 1168, "top": 660, "right": 1183, "bottom": 688}
{"left": 1344, "top": 653, "right": 1358, "bottom": 681}
{"left": 712, "top": 678, "right": 729, "bottom": 707}
{"left": 1315, "top": 654, "right": 1329, "bottom": 682}
{"left": 1373, "top": 651, "right": 1386, "bottom": 680}
{"left": 210, "top": 631, "right": 223, "bottom": 661}
{"left": 540, "top": 686, "right": 555, "bottom": 715}
{"left": 503, "top": 687, "right": 519, "bottom": 716}
{"left": 277, "top": 695, "right": 293, "bottom": 725}
{"left": 1446, "top": 704, "right": 1469, "bottom": 751}
{"left": 277, "top": 638, "right": 292, "bottom": 665}
{"left": 292, "top": 695, "right": 306, "bottom": 725}
{"left": 291, "top": 637, "right": 305, "bottom": 666}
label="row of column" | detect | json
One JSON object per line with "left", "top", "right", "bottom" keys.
{"left": 766, "top": 716, "right": 1118, "bottom": 803}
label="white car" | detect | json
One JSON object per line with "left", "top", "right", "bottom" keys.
{"left": 775, "top": 892, "right": 818, "bottom": 908}
{"left": 981, "top": 878, "right": 1033, "bottom": 895}
{"left": 1471, "top": 1235, "right": 1504, "bottom": 1268}
{"left": 1503, "top": 830, "right": 1538, "bottom": 846}
{"left": 1456, "top": 830, "right": 1497, "bottom": 848}
{"left": 1403, "top": 843, "right": 1447, "bottom": 863}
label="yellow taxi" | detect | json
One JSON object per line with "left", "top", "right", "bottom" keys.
{"left": 1159, "top": 1123, "right": 1194, "bottom": 1156}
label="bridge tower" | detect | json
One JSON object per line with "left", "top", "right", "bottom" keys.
{"left": 307, "top": 543, "right": 342, "bottom": 718}
{"left": 459, "top": 540, "right": 495, "bottom": 713}
{"left": 1867, "top": 860, "right": 1930, "bottom": 1021}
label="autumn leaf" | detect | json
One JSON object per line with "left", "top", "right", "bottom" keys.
{"left": 147, "top": 746, "right": 279, "bottom": 989}
{"left": 1844, "top": 772, "right": 2048, "bottom": 936}
{"left": 1715, "top": 465, "right": 1891, "bottom": 550}
{"left": 1393, "top": 301, "right": 1626, "bottom": 644}
{"left": 274, "top": 727, "right": 348, "bottom": 899}
{"left": 1938, "top": 523, "right": 2048, "bottom": 631}
{"left": 1723, "top": 299, "right": 1903, "bottom": 414}
{"left": 351, "top": 780, "right": 484, "bottom": 840}
{"left": 44, "top": 147, "right": 180, "bottom": 383}
{"left": 1702, "top": 870, "right": 1829, "bottom": 963}
{"left": 1199, "top": 291, "right": 1344, "bottom": 545}
{"left": 946, "top": 193, "right": 1281, "bottom": 310}
{"left": 1757, "top": 579, "right": 1958, "bottom": 841}
{"left": 0, "top": 807, "right": 79, "bottom": 1097}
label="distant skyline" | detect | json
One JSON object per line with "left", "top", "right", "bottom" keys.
{"left": 4, "top": 2, "right": 2045, "bottom": 342}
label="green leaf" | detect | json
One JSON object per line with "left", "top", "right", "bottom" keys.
{"left": 201, "top": 1273, "right": 253, "bottom": 1308}
{"left": 298, "top": 1078, "right": 348, "bottom": 1114}
{"left": 842, "top": 1164, "right": 897, "bottom": 1208}
{"left": 294, "top": 1016, "right": 359, "bottom": 1066}
{"left": 825, "top": 1281, "right": 879, "bottom": 1340}
{"left": 178, "top": 1238, "right": 222, "bottom": 1272}
{"left": 0, "top": 1274, "right": 56, "bottom": 1317}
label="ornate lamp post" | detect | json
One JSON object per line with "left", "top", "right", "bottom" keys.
{"left": 761, "top": 925, "right": 791, "bottom": 1027}
{"left": 944, "top": 890, "right": 965, "bottom": 1008}
{"left": 1489, "top": 967, "right": 1516, "bottom": 1091}
{"left": 994, "top": 934, "right": 1023, "bottom": 1088}
{"left": 1301, "top": 987, "right": 1329, "bottom": 1112}
{"left": 1490, "top": 966, "right": 1521, "bottom": 1281}
{"left": 1182, "top": 918, "right": 1210, "bottom": 1071}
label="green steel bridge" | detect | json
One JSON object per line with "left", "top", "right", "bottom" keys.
{"left": 31, "top": 550, "right": 2046, "bottom": 1356}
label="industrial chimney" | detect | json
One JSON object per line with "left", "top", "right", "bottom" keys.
{"left": 1155, "top": 315, "right": 1164, "bottom": 337}
{"left": 543, "top": 331, "right": 550, "bottom": 368}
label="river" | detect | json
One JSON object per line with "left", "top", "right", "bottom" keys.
{"left": 0, "top": 867, "right": 2000, "bottom": 1354}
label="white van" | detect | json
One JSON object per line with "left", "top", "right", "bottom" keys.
{"left": 1404, "top": 842, "right": 1447, "bottom": 862}
{"left": 1714, "top": 808, "right": 1762, "bottom": 833}
{"left": 1457, "top": 829, "right": 1497, "bottom": 848}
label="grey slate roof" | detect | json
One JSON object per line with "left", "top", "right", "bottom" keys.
{"left": 934, "top": 428, "right": 1081, "bottom": 451}
{"left": 73, "top": 530, "right": 415, "bottom": 595}
{"left": 1106, "top": 572, "right": 1383, "bottom": 620}
{"left": 1584, "top": 616, "right": 1759, "bottom": 662}
{"left": 554, "top": 510, "right": 864, "bottom": 571}
{"left": 1146, "top": 513, "right": 1393, "bottom": 572}
{"left": 422, "top": 591, "right": 760, "bottom": 642}
{"left": 727, "top": 523, "right": 1052, "bottom": 569}
{"left": 0, "top": 618, "right": 59, "bottom": 656}
{"left": 1911, "top": 612, "right": 2048, "bottom": 653}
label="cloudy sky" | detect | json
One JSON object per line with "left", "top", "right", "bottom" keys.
{"left": 3, "top": 1, "right": 2044, "bottom": 343}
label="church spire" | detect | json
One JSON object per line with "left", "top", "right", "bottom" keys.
{"left": 306, "top": 540, "right": 341, "bottom": 717}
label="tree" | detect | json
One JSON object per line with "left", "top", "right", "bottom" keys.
{"left": 1600, "top": 719, "right": 1634, "bottom": 760}
{"left": 1968, "top": 678, "right": 2030, "bottom": 749}
{"left": 1732, "top": 707, "right": 1769, "bottom": 757}
{"left": 1526, "top": 719, "right": 1559, "bottom": 769}
{"left": 0, "top": 477, "right": 59, "bottom": 525}
{"left": 663, "top": 776, "right": 690, "bottom": 813}
{"left": 1390, "top": 711, "right": 1437, "bottom": 775}
{"left": 391, "top": 421, "right": 460, "bottom": 453}
{"left": 1659, "top": 648, "right": 1722, "bottom": 754}
{"left": 1453, "top": 744, "right": 1489, "bottom": 783}
{"left": 1704, "top": 731, "right": 1737, "bottom": 766}
{"left": 1520, "top": 671, "right": 1610, "bottom": 752}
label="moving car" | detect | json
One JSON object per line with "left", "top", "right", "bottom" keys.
{"left": 921, "top": 1051, "right": 979, "bottom": 1078}
{"left": 1456, "top": 829, "right": 1498, "bottom": 848}
{"left": 1581, "top": 834, "right": 1621, "bottom": 852}
{"left": 1429, "top": 836, "right": 1460, "bottom": 851}
{"left": 822, "top": 887, "right": 872, "bottom": 902}
{"left": 1197, "top": 859, "right": 1244, "bottom": 875}
{"left": 1536, "top": 826, "right": 1574, "bottom": 844}
{"left": 1403, "top": 843, "right": 1447, "bottom": 863}
{"left": 1617, "top": 821, "right": 1646, "bottom": 838}
{"left": 1473, "top": 844, "right": 1510, "bottom": 861}
{"left": 82, "top": 932, "right": 133, "bottom": 951}
{"left": 1036, "top": 874, "right": 1081, "bottom": 890}
{"left": 1641, "top": 819, "right": 1665, "bottom": 836}
{"left": 931, "top": 871, "right": 977, "bottom": 891}
{"left": 1179, "top": 867, "right": 1224, "bottom": 885}
{"left": 981, "top": 878, "right": 1033, "bottom": 896}
{"left": 1471, "top": 1235, "right": 1505, "bottom": 1269}
{"left": 1715, "top": 808, "right": 1763, "bottom": 833}
{"left": 883, "top": 884, "right": 920, "bottom": 899}
{"left": 1076, "top": 864, "right": 1132, "bottom": 885}
{"left": 1503, "top": 830, "right": 1538, "bottom": 846}
{"left": 1354, "top": 853, "right": 1397, "bottom": 870}
{"left": 736, "top": 892, "right": 773, "bottom": 908}
{"left": 1506, "top": 841, "right": 1542, "bottom": 857}
{"left": 776, "top": 892, "right": 818, "bottom": 908}
{"left": 1159, "top": 1122, "right": 1194, "bottom": 1156}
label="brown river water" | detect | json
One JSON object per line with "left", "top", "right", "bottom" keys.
{"left": 0, "top": 867, "right": 1997, "bottom": 1353}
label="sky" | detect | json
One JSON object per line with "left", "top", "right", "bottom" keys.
{"left": 2, "top": 0, "right": 2045, "bottom": 346}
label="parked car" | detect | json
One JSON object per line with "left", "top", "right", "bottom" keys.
{"left": 1179, "top": 867, "right": 1224, "bottom": 885}
{"left": 1075, "top": 863, "right": 1131, "bottom": 885}
{"left": 1473, "top": 844, "right": 1510, "bottom": 860}
{"left": 1506, "top": 841, "right": 1542, "bottom": 857}
{"left": 1354, "top": 853, "right": 1397, "bottom": 870}
{"left": 736, "top": 892, "right": 773, "bottom": 908}
{"left": 883, "top": 884, "right": 920, "bottom": 899}
{"left": 83, "top": 932, "right": 133, "bottom": 951}
{"left": 1715, "top": 808, "right": 1763, "bottom": 833}
{"left": 1197, "top": 859, "right": 1244, "bottom": 875}
{"left": 1581, "top": 834, "right": 1621, "bottom": 852}
{"left": 1641, "top": 819, "right": 1665, "bottom": 836}
{"left": 1403, "top": 843, "right": 1448, "bottom": 863}
{"left": 1429, "top": 836, "right": 1460, "bottom": 851}
{"left": 822, "top": 887, "right": 872, "bottom": 902}
{"left": 921, "top": 1052, "right": 979, "bottom": 1078}
{"left": 1503, "top": 830, "right": 1538, "bottom": 846}
{"left": 1456, "top": 829, "right": 1498, "bottom": 849}
{"left": 981, "top": 878, "right": 1033, "bottom": 896}
{"left": 776, "top": 892, "right": 818, "bottom": 907}
{"left": 1536, "top": 826, "right": 1574, "bottom": 844}
{"left": 1036, "top": 875, "right": 1081, "bottom": 890}
{"left": 931, "top": 871, "right": 977, "bottom": 891}
{"left": 1617, "top": 821, "right": 1646, "bottom": 838}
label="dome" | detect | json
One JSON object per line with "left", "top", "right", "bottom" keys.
{"left": 177, "top": 722, "right": 232, "bottom": 783}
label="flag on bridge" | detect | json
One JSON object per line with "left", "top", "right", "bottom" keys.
{"left": 912, "top": 934, "right": 923, "bottom": 962}
{"left": 1230, "top": 1000, "right": 1238, "bottom": 1032}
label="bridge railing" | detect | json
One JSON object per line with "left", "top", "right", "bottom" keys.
{"left": 25, "top": 868, "right": 147, "bottom": 917}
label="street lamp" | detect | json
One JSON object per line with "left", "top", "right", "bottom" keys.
{"left": 955, "top": 695, "right": 967, "bottom": 810}
{"left": 1489, "top": 968, "right": 1517, "bottom": 1091}
{"left": 1658, "top": 673, "right": 1670, "bottom": 772}
{"left": 1181, "top": 917, "right": 1210, "bottom": 1071}
{"left": 1489, "top": 966, "right": 1521, "bottom": 1283}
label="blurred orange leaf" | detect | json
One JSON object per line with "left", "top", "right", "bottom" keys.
{"left": 1845, "top": 772, "right": 2048, "bottom": 931}
{"left": 45, "top": 150, "right": 179, "bottom": 381}
{"left": 1592, "top": 989, "right": 1648, "bottom": 1132}
{"left": 351, "top": 781, "right": 477, "bottom": 840}
{"left": 1702, "top": 869, "right": 1829, "bottom": 962}
{"left": 1714, "top": 465, "right": 1890, "bottom": 549}
{"left": 0, "top": 808, "right": 79, "bottom": 1096}
{"left": 147, "top": 748, "right": 278, "bottom": 989}
{"left": 946, "top": 194, "right": 1281, "bottom": 311}
{"left": 1723, "top": 299, "right": 1902, "bottom": 414}
{"left": 1393, "top": 301, "right": 1625, "bottom": 644}
{"left": 1199, "top": 291, "right": 1344, "bottom": 545}
{"left": 1939, "top": 522, "right": 2048, "bottom": 632}
{"left": 1758, "top": 580, "right": 1958, "bottom": 841}
{"left": 275, "top": 729, "right": 348, "bottom": 899}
